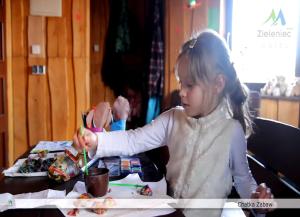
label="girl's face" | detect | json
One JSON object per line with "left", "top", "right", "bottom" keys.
{"left": 177, "top": 57, "right": 221, "bottom": 118}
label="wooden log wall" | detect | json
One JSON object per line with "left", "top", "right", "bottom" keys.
{"left": 9, "top": 0, "right": 90, "bottom": 162}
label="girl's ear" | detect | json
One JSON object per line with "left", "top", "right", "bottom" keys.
{"left": 214, "top": 74, "right": 226, "bottom": 94}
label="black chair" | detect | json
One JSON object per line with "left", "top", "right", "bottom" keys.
{"left": 247, "top": 117, "right": 300, "bottom": 216}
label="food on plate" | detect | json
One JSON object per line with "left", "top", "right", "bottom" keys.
{"left": 18, "top": 157, "right": 55, "bottom": 173}
{"left": 68, "top": 194, "right": 116, "bottom": 216}
{"left": 138, "top": 185, "right": 153, "bottom": 196}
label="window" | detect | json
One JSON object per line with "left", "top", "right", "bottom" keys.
{"left": 231, "top": 0, "right": 300, "bottom": 83}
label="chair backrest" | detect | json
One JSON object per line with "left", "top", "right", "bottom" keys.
{"left": 247, "top": 117, "right": 300, "bottom": 188}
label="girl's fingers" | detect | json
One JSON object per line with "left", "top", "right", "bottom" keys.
{"left": 256, "top": 183, "right": 268, "bottom": 198}
{"left": 259, "top": 189, "right": 267, "bottom": 198}
{"left": 251, "top": 183, "right": 271, "bottom": 199}
{"left": 77, "top": 131, "right": 86, "bottom": 148}
{"left": 73, "top": 132, "right": 83, "bottom": 153}
{"left": 263, "top": 188, "right": 272, "bottom": 199}
{"left": 251, "top": 184, "right": 275, "bottom": 214}
{"left": 79, "top": 128, "right": 97, "bottom": 152}
{"left": 257, "top": 183, "right": 266, "bottom": 191}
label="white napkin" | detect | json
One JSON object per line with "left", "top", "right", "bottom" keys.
{"left": 59, "top": 173, "right": 176, "bottom": 217}
{"left": 0, "top": 189, "right": 66, "bottom": 212}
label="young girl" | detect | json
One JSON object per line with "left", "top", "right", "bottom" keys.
{"left": 74, "top": 30, "right": 272, "bottom": 217}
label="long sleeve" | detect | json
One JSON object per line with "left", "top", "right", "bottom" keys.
{"left": 229, "top": 124, "right": 266, "bottom": 217}
{"left": 229, "top": 123, "right": 258, "bottom": 198}
{"left": 92, "top": 110, "right": 173, "bottom": 158}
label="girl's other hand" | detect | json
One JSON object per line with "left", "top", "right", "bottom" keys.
{"left": 73, "top": 127, "right": 98, "bottom": 153}
{"left": 251, "top": 183, "right": 275, "bottom": 213}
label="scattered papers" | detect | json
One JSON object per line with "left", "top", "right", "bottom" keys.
{"left": 30, "top": 141, "right": 73, "bottom": 153}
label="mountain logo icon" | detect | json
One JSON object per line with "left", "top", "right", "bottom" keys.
{"left": 264, "top": 9, "right": 286, "bottom": 26}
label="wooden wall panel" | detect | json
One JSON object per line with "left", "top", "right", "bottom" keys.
{"left": 48, "top": 58, "right": 70, "bottom": 140}
{"left": 11, "top": 0, "right": 28, "bottom": 57}
{"left": 74, "top": 58, "right": 89, "bottom": 127}
{"left": 278, "top": 101, "right": 300, "bottom": 127}
{"left": 62, "top": 0, "right": 73, "bottom": 58}
{"left": 12, "top": 57, "right": 28, "bottom": 159}
{"left": 47, "top": 17, "right": 68, "bottom": 57}
{"left": 72, "top": 0, "right": 87, "bottom": 58}
{"left": 165, "top": 0, "right": 183, "bottom": 106}
{"left": 66, "top": 58, "right": 76, "bottom": 138}
{"left": 47, "top": 0, "right": 72, "bottom": 58}
{"left": 259, "top": 99, "right": 278, "bottom": 120}
{"left": 28, "top": 74, "right": 51, "bottom": 145}
{"left": 27, "top": 15, "right": 46, "bottom": 65}
{"left": 6, "top": 0, "right": 14, "bottom": 166}
{"left": 260, "top": 98, "right": 300, "bottom": 128}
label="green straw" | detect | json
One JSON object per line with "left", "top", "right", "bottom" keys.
{"left": 109, "top": 183, "right": 145, "bottom": 188}
{"left": 83, "top": 149, "right": 88, "bottom": 175}
{"left": 80, "top": 125, "right": 88, "bottom": 175}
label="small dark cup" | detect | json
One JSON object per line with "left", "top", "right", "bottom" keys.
{"left": 84, "top": 168, "right": 109, "bottom": 197}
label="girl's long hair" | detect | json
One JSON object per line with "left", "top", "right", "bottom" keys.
{"left": 176, "top": 30, "right": 252, "bottom": 135}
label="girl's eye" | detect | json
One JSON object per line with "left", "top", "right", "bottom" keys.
{"left": 179, "top": 81, "right": 193, "bottom": 89}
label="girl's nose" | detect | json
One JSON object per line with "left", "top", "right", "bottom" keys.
{"left": 179, "top": 87, "right": 186, "bottom": 98}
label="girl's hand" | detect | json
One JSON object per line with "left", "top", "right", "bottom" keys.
{"left": 93, "top": 102, "right": 112, "bottom": 128}
{"left": 112, "top": 96, "right": 130, "bottom": 121}
{"left": 251, "top": 183, "right": 275, "bottom": 213}
{"left": 73, "top": 127, "right": 98, "bottom": 153}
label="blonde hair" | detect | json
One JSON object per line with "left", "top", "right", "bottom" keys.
{"left": 175, "top": 29, "right": 252, "bottom": 135}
